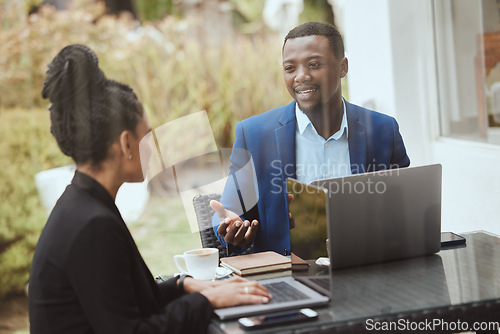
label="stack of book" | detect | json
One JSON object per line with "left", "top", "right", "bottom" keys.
{"left": 291, "top": 252, "right": 309, "bottom": 271}
{"left": 220, "top": 251, "right": 292, "bottom": 276}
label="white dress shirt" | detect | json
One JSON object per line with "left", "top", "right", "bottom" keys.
{"left": 295, "top": 101, "right": 351, "bottom": 184}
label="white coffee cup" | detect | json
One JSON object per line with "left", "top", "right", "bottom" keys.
{"left": 174, "top": 248, "right": 219, "bottom": 280}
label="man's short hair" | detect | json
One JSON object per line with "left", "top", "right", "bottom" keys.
{"left": 283, "top": 22, "right": 344, "bottom": 60}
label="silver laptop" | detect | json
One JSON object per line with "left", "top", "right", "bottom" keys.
{"left": 289, "top": 164, "right": 442, "bottom": 271}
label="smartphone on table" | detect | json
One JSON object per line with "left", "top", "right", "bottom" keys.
{"left": 441, "top": 232, "right": 466, "bottom": 247}
{"left": 238, "top": 308, "right": 318, "bottom": 330}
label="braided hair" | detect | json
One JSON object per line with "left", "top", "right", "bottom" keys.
{"left": 42, "top": 44, "right": 143, "bottom": 167}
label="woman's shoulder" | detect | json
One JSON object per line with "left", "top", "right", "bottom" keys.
{"left": 41, "top": 184, "right": 128, "bottom": 255}
{"left": 51, "top": 183, "right": 120, "bottom": 226}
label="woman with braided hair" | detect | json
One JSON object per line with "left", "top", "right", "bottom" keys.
{"left": 28, "top": 44, "right": 271, "bottom": 334}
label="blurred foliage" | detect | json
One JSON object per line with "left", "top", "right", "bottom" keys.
{"left": 0, "top": 0, "right": 291, "bottom": 145}
{"left": 132, "top": 0, "right": 179, "bottom": 22}
{"left": 131, "top": 0, "right": 334, "bottom": 35}
{"left": 0, "top": 108, "right": 72, "bottom": 297}
{"left": 229, "top": 0, "right": 266, "bottom": 34}
{"left": 131, "top": 0, "right": 268, "bottom": 33}
{"left": 300, "top": 0, "right": 335, "bottom": 26}
{"left": 229, "top": 0, "right": 335, "bottom": 35}
{"left": 0, "top": 0, "right": 290, "bottom": 297}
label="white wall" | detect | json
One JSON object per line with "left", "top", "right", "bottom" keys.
{"left": 433, "top": 139, "right": 500, "bottom": 235}
{"left": 343, "top": 0, "right": 396, "bottom": 117}
{"left": 343, "top": 0, "right": 500, "bottom": 236}
{"left": 344, "top": 0, "right": 437, "bottom": 165}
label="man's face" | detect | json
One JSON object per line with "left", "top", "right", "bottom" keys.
{"left": 282, "top": 35, "right": 347, "bottom": 115}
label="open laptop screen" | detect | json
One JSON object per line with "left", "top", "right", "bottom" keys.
{"left": 287, "top": 179, "right": 328, "bottom": 260}
{"left": 312, "top": 164, "right": 442, "bottom": 269}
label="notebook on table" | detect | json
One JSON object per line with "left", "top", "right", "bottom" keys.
{"left": 219, "top": 251, "right": 292, "bottom": 276}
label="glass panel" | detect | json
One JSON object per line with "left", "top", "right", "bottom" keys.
{"left": 434, "top": 0, "right": 500, "bottom": 144}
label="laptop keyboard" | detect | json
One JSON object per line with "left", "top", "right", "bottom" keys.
{"left": 263, "top": 281, "right": 309, "bottom": 304}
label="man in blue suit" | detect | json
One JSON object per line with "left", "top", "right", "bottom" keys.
{"left": 211, "top": 22, "right": 410, "bottom": 256}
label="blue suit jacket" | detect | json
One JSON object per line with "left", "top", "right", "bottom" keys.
{"left": 213, "top": 100, "right": 410, "bottom": 256}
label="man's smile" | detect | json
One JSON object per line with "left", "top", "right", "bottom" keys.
{"left": 295, "top": 87, "right": 319, "bottom": 99}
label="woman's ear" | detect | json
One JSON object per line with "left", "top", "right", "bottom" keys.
{"left": 119, "top": 130, "right": 132, "bottom": 159}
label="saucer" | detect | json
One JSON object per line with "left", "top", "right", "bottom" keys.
{"left": 172, "top": 267, "right": 233, "bottom": 280}
{"left": 215, "top": 266, "right": 233, "bottom": 279}
{"left": 315, "top": 257, "right": 330, "bottom": 267}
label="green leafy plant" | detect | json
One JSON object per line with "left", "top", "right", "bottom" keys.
{"left": 0, "top": 0, "right": 291, "bottom": 144}
{"left": 0, "top": 108, "right": 71, "bottom": 297}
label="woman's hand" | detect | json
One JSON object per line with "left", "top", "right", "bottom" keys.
{"left": 199, "top": 278, "right": 272, "bottom": 309}
{"left": 183, "top": 276, "right": 264, "bottom": 292}
{"left": 181, "top": 273, "right": 272, "bottom": 308}
{"left": 182, "top": 276, "right": 272, "bottom": 309}
{"left": 182, "top": 276, "right": 245, "bottom": 294}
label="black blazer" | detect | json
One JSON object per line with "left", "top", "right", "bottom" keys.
{"left": 29, "top": 171, "right": 213, "bottom": 334}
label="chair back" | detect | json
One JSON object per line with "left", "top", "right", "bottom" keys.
{"left": 192, "top": 193, "right": 227, "bottom": 258}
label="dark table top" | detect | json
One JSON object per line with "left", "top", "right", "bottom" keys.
{"left": 209, "top": 231, "right": 500, "bottom": 334}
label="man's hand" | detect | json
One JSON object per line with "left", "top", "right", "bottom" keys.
{"left": 210, "top": 200, "right": 258, "bottom": 248}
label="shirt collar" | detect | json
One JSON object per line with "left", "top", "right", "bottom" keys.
{"left": 295, "top": 99, "right": 349, "bottom": 140}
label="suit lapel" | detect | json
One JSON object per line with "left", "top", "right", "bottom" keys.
{"left": 346, "top": 101, "right": 367, "bottom": 174}
{"left": 275, "top": 102, "right": 297, "bottom": 180}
